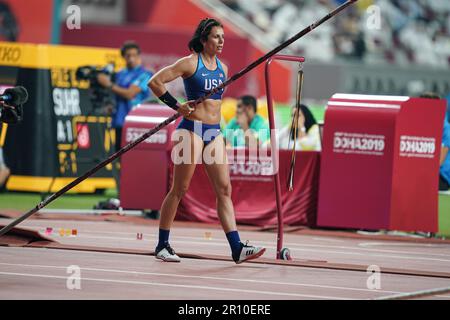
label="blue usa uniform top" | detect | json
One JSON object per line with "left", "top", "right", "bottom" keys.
{"left": 112, "top": 65, "right": 153, "bottom": 128}
{"left": 183, "top": 54, "right": 226, "bottom": 101}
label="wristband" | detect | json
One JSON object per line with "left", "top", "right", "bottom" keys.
{"left": 158, "top": 91, "right": 180, "bottom": 111}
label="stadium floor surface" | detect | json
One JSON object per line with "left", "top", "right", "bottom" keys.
{"left": 1, "top": 212, "right": 450, "bottom": 300}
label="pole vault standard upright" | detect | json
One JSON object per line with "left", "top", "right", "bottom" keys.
{"left": 0, "top": 0, "right": 358, "bottom": 237}
{"left": 265, "top": 55, "right": 305, "bottom": 259}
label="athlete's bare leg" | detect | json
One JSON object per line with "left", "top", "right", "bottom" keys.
{"left": 159, "top": 130, "right": 203, "bottom": 230}
{"left": 203, "top": 136, "right": 236, "bottom": 232}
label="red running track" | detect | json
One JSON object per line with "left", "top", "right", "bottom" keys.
{"left": 1, "top": 216, "right": 450, "bottom": 300}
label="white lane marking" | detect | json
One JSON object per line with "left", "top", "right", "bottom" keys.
{"left": 1, "top": 253, "right": 449, "bottom": 299}
{"left": 0, "top": 262, "right": 401, "bottom": 295}
{"left": 312, "top": 237, "right": 346, "bottom": 243}
{"left": 0, "top": 271, "right": 350, "bottom": 300}
{"left": 358, "top": 242, "right": 445, "bottom": 248}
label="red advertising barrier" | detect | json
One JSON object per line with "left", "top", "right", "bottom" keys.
{"left": 317, "top": 94, "right": 446, "bottom": 232}
{"left": 175, "top": 149, "right": 319, "bottom": 227}
{"left": 120, "top": 105, "right": 319, "bottom": 227}
{"left": 120, "top": 105, "right": 178, "bottom": 210}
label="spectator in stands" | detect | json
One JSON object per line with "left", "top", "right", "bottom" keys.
{"left": 333, "top": 4, "right": 366, "bottom": 60}
{"left": 224, "top": 95, "right": 270, "bottom": 148}
{"left": 0, "top": 2, "right": 19, "bottom": 41}
{"left": 277, "top": 104, "right": 321, "bottom": 151}
{"left": 221, "top": 0, "right": 450, "bottom": 68}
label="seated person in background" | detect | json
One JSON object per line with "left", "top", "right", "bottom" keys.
{"left": 224, "top": 95, "right": 270, "bottom": 148}
{"left": 277, "top": 104, "right": 321, "bottom": 151}
{"left": 419, "top": 92, "right": 450, "bottom": 191}
{"left": 440, "top": 112, "right": 450, "bottom": 191}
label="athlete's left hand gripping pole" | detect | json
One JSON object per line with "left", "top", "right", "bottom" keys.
{"left": 0, "top": 0, "right": 358, "bottom": 237}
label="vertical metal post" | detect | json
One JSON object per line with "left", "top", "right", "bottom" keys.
{"left": 265, "top": 55, "right": 305, "bottom": 259}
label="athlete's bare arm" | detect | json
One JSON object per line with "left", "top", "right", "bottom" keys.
{"left": 148, "top": 55, "right": 196, "bottom": 96}
{"left": 148, "top": 55, "right": 197, "bottom": 117}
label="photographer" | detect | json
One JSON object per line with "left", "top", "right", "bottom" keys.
{"left": 0, "top": 140, "right": 9, "bottom": 189}
{"left": 0, "top": 86, "right": 27, "bottom": 189}
{"left": 0, "top": 101, "right": 13, "bottom": 189}
{"left": 0, "top": 100, "right": 23, "bottom": 125}
{"left": 96, "top": 41, "right": 153, "bottom": 153}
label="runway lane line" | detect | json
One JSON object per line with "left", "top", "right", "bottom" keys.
{"left": 0, "top": 271, "right": 351, "bottom": 300}
{"left": 0, "top": 261, "right": 405, "bottom": 295}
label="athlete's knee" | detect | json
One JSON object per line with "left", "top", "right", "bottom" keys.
{"left": 215, "top": 182, "right": 232, "bottom": 198}
{"left": 170, "top": 183, "right": 190, "bottom": 199}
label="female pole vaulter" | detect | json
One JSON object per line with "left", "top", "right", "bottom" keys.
{"left": 149, "top": 18, "right": 266, "bottom": 264}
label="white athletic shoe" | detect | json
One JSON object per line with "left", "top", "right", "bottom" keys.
{"left": 155, "top": 245, "right": 181, "bottom": 262}
{"left": 233, "top": 241, "right": 266, "bottom": 264}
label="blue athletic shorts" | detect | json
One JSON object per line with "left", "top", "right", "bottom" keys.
{"left": 177, "top": 118, "right": 221, "bottom": 146}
